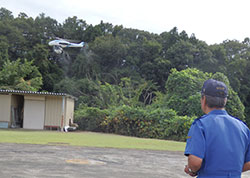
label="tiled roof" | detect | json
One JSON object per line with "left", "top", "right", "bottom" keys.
{"left": 0, "top": 89, "right": 77, "bottom": 100}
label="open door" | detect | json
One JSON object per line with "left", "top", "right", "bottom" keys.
{"left": 10, "top": 95, "right": 24, "bottom": 128}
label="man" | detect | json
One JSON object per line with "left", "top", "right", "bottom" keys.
{"left": 184, "top": 79, "right": 250, "bottom": 177}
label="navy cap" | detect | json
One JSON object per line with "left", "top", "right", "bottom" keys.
{"left": 201, "top": 79, "right": 228, "bottom": 98}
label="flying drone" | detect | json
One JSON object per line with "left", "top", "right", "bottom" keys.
{"left": 48, "top": 38, "right": 85, "bottom": 54}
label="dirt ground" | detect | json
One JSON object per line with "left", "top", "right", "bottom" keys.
{"left": 0, "top": 143, "right": 250, "bottom": 178}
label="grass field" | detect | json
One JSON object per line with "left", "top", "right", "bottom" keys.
{"left": 0, "top": 129, "right": 185, "bottom": 151}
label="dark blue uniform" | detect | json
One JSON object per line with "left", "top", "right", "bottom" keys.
{"left": 185, "top": 110, "right": 250, "bottom": 178}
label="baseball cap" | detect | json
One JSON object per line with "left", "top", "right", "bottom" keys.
{"left": 201, "top": 79, "right": 228, "bottom": 98}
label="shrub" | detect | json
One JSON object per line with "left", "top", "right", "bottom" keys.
{"left": 75, "top": 105, "right": 195, "bottom": 141}
{"left": 74, "top": 105, "right": 109, "bottom": 131}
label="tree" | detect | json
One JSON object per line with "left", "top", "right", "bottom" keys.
{"left": 0, "top": 36, "right": 9, "bottom": 68}
{"left": 71, "top": 49, "right": 99, "bottom": 79}
{"left": 209, "top": 44, "right": 228, "bottom": 73}
{"left": 62, "top": 16, "right": 87, "bottom": 40}
{"left": 0, "top": 59, "right": 43, "bottom": 91}
{"left": 0, "top": 8, "right": 14, "bottom": 21}
{"left": 212, "top": 72, "right": 245, "bottom": 120}
{"left": 192, "top": 41, "right": 214, "bottom": 72}
{"left": 90, "top": 35, "right": 128, "bottom": 84}
{"left": 159, "top": 27, "right": 180, "bottom": 56}
{"left": 162, "top": 68, "right": 210, "bottom": 117}
{"left": 83, "top": 24, "right": 102, "bottom": 42}
{"left": 34, "top": 13, "right": 60, "bottom": 41}
{"left": 156, "top": 68, "right": 245, "bottom": 120}
{"left": 28, "top": 44, "right": 64, "bottom": 91}
{"left": 166, "top": 40, "right": 196, "bottom": 70}
{"left": 0, "top": 18, "right": 25, "bottom": 60}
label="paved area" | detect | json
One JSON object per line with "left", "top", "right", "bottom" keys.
{"left": 0, "top": 143, "right": 250, "bottom": 178}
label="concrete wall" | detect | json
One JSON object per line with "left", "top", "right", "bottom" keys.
{"left": 23, "top": 96, "right": 45, "bottom": 129}
{"left": 0, "top": 94, "right": 11, "bottom": 124}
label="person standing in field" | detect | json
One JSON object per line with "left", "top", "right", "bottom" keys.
{"left": 184, "top": 79, "right": 250, "bottom": 177}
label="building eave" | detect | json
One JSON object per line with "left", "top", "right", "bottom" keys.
{"left": 0, "top": 89, "right": 77, "bottom": 100}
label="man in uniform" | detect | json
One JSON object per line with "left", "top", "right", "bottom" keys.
{"left": 184, "top": 79, "right": 250, "bottom": 177}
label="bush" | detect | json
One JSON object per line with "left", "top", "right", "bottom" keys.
{"left": 163, "top": 115, "right": 195, "bottom": 141}
{"left": 101, "top": 105, "right": 147, "bottom": 136}
{"left": 73, "top": 68, "right": 246, "bottom": 142}
{"left": 74, "top": 105, "right": 109, "bottom": 131}
{"left": 75, "top": 104, "right": 195, "bottom": 141}
{"left": 159, "top": 68, "right": 245, "bottom": 120}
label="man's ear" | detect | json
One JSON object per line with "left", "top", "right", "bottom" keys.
{"left": 201, "top": 95, "right": 206, "bottom": 113}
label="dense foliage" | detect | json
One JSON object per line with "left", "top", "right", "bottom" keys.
{"left": 1, "top": 7, "right": 250, "bottom": 140}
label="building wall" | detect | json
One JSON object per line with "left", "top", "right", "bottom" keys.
{"left": 0, "top": 94, "right": 11, "bottom": 123}
{"left": 65, "top": 97, "right": 75, "bottom": 126}
{"left": 0, "top": 92, "right": 75, "bottom": 130}
{"left": 23, "top": 96, "right": 45, "bottom": 129}
{"left": 44, "top": 96, "right": 63, "bottom": 127}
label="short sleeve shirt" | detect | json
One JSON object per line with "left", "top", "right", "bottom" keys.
{"left": 185, "top": 110, "right": 250, "bottom": 178}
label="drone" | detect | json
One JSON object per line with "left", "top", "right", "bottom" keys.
{"left": 48, "top": 38, "right": 85, "bottom": 54}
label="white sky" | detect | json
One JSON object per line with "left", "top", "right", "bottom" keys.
{"left": 1, "top": 0, "right": 250, "bottom": 45}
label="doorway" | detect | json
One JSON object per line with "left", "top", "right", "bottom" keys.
{"left": 11, "top": 95, "right": 24, "bottom": 128}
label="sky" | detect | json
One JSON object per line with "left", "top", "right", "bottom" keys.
{"left": 1, "top": 0, "right": 250, "bottom": 45}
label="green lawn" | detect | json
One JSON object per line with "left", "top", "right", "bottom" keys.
{"left": 0, "top": 129, "right": 185, "bottom": 151}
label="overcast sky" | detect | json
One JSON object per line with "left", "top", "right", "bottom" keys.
{"left": 1, "top": 0, "right": 250, "bottom": 45}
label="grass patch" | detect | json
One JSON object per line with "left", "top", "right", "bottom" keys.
{"left": 0, "top": 129, "right": 185, "bottom": 151}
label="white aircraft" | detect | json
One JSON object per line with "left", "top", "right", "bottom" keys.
{"left": 48, "top": 38, "right": 85, "bottom": 54}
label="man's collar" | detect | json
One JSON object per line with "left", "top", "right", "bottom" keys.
{"left": 208, "top": 109, "right": 227, "bottom": 115}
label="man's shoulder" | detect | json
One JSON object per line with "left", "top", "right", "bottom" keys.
{"left": 229, "top": 114, "right": 249, "bottom": 128}
{"left": 192, "top": 115, "right": 207, "bottom": 125}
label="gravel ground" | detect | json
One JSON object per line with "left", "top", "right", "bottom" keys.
{"left": 0, "top": 143, "right": 249, "bottom": 178}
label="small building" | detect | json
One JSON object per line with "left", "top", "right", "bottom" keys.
{"left": 0, "top": 89, "right": 76, "bottom": 131}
